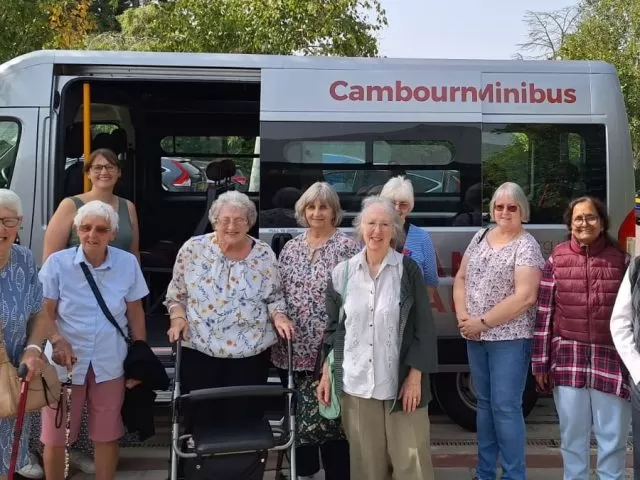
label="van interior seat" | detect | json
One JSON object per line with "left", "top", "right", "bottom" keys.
{"left": 141, "top": 158, "right": 237, "bottom": 316}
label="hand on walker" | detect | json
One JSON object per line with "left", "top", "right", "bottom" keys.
{"left": 167, "top": 316, "right": 188, "bottom": 343}
{"left": 273, "top": 313, "right": 295, "bottom": 340}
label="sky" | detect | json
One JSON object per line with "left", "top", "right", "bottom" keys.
{"left": 378, "top": 0, "right": 579, "bottom": 60}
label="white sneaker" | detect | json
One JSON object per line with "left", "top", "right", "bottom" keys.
{"left": 17, "top": 454, "right": 44, "bottom": 479}
{"left": 70, "top": 450, "right": 96, "bottom": 474}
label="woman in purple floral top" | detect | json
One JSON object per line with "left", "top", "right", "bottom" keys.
{"left": 271, "top": 182, "right": 359, "bottom": 480}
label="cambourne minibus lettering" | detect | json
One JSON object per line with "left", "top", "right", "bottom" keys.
{"left": 329, "top": 80, "right": 577, "bottom": 104}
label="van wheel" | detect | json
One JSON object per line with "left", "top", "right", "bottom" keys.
{"left": 432, "top": 372, "right": 538, "bottom": 432}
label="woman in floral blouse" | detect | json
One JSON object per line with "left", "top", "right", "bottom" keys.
{"left": 164, "top": 191, "right": 294, "bottom": 441}
{"left": 271, "top": 182, "right": 359, "bottom": 480}
{"left": 453, "top": 182, "right": 544, "bottom": 480}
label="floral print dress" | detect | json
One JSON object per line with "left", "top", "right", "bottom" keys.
{"left": 271, "top": 230, "right": 360, "bottom": 371}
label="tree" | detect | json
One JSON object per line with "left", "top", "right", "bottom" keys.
{"left": 559, "top": 0, "right": 640, "bottom": 164}
{"left": 84, "top": 0, "right": 387, "bottom": 57}
{"left": 47, "top": 0, "right": 97, "bottom": 49}
{"left": 519, "top": 0, "right": 640, "bottom": 166}
{"left": 516, "top": 6, "right": 581, "bottom": 60}
{"left": 0, "top": 0, "right": 51, "bottom": 63}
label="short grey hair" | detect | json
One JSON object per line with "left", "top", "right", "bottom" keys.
{"left": 294, "top": 182, "right": 343, "bottom": 227}
{"left": 0, "top": 189, "right": 23, "bottom": 217}
{"left": 380, "top": 176, "right": 415, "bottom": 211}
{"left": 73, "top": 200, "right": 119, "bottom": 231}
{"left": 353, "top": 196, "right": 406, "bottom": 248}
{"left": 209, "top": 190, "right": 257, "bottom": 228}
{"left": 489, "top": 182, "right": 530, "bottom": 223}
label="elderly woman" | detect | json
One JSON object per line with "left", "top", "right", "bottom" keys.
{"left": 30, "top": 148, "right": 141, "bottom": 476}
{"left": 165, "top": 191, "right": 294, "bottom": 435}
{"left": 317, "top": 196, "right": 437, "bottom": 480}
{"left": 379, "top": 176, "right": 438, "bottom": 294}
{"left": 453, "top": 182, "right": 544, "bottom": 480}
{"left": 0, "top": 189, "right": 53, "bottom": 480}
{"left": 533, "top": 196, "right": 630, "bottom": 480}
{"left": 38, "top": 200, "right": 148, "bottom": 480}
{"left": 271, "top": 182, "right": 359, "bottom": 480}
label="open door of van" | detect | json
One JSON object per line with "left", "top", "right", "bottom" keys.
{"left": 0, "top": 108, "right": 40, "bottom": 249}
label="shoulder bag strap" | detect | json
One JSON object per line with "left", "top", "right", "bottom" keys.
{"left": 79, "top": 261, "right": 130, "bottom": 343}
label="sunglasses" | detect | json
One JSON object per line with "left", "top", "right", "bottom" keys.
{"left": 78, "top": 225, "right": 110, "bottom": 234}
{"left": 494, "top": 204, "right": 518, "bottom": 213}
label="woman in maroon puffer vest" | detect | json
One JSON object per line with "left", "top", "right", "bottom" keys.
{"left": 531, "top": 195, "right": 630, "bottom": 480}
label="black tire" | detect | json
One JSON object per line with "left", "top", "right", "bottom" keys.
{"left": 432, "top": 372, "right": 538, "bottom": 432}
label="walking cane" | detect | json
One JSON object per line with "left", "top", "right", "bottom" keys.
{"left": 8, "top": 364, "right": 30, "bottom": 480}
{"left": 64, "top": 367, "right": 73, "bottom": 480}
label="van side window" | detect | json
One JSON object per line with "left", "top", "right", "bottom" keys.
{"left": 159, "top": 136, "right": 255, "bottom": 193}
{"left": 0, "top": 120, "right": 20, "bottom": 189}
{"left": 482, "top": 124, "right": 606, "bottom": 224}
{"left": 260, "top": 122, "right": 482, "bottom": 228}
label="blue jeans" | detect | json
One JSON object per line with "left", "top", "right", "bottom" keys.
{"left": 467, "top": 339, "right": 531, "bottom": 480}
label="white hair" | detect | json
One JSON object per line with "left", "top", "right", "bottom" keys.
{"left": 294, "top": 182, "right": 343, "bottom": 227}
{"left": 0, "top": 189, "right": 23, "bottom": 216}
{"left": 208, "top": 190, "right": 257, "bottom": 228}
{"left": 380, "top": 175, "right": 415, "bottom": 211}
{"left": 353, "top": 196, "right": 406, "bottom": 248}
{"left": 489, "top": 182, "right": 530, "bottom": 223}
{"left": 73, "top": 200, "right": 119, "bottom": 231}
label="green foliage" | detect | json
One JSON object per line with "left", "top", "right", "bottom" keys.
{"left": 0, "top": 0, "right": 51, "bottom": 64}
{"left": 84, "top": 0, "right": 387, "bottom": 56}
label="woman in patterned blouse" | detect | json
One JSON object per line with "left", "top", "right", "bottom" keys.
{"left": 271, "top": 182, "right": 360, "bottom": 480}
{"left": 164, "top": 191, "right": 294, "bottom": 442}
{"left": 534, "top": 196, "right": 630, "bottom": 480}
{"left": 453, "top": 182, "right": 544, "bottom": 480}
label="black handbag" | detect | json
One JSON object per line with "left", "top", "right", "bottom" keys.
{"left": 79, "top": 261, "right": 131, "bottom": 346}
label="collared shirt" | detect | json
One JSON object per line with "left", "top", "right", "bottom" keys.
{"left": 532, "top": 256, "right": 630, "bottom": 400}
{"left": 338, "top": 248, "right": 403, "bottom": 401}
{"left": 165, "top": 233, "right": 285, "bottom": 359}
{"left": 39, "top": 246, "right": 149, "bottom": 384}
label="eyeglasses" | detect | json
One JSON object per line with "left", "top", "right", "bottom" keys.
{"left": 0, "top": 216, "right": 21, "bottom": 227}
{"left": 572, "top": 215, "right": 599, "bottom": 226}
{"left": 494, "top": 204, "right": 518, "bottom": 213}
{"left": 393, "top": 201, "right": 411, "bottom": 210}
{"left": 78, "top": 225, "right": 111, "bottom": 234}
{"left": 90, "top": 164, "right": 117, "bottom": 173}
{"left": 216, "top": 217, "right": 249, "bottom": 226}
{"left": 364, "top": 221, "right": 392, "bottom": 230}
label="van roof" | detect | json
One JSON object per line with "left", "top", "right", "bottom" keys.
{"left": 0, "top": 49, "right": 618, "bottom": 75}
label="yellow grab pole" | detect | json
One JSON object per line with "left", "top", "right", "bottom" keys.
{"left": 83, "top": 83, "right": 91, "bottom": 192}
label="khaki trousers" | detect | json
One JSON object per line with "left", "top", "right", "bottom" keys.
{"left": 341, "top": 393, "right": 435, "bottom": 480}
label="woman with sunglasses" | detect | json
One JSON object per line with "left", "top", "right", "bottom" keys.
{"left": 453, "top": 182, "right": 544, "bottom": 480}
{"left": 25, "top": 148, "right": 140, "bottom": 477}
{"left": 38, "top": 200, "right": 148, "bottom": 480}
{"left": 533, "top": 196, "right": 630, "bottom": 480}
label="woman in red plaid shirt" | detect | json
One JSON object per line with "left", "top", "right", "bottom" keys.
{"left": 532, "top": 196, "right": 630, "bottom": 480}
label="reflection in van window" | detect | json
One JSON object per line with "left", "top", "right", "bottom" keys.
{"left": 159, "top": 136, "right": 257, "bottom": 194}
{"left": 0, "top": 120, "right": 20, "bottom": 189}
{"left": 260, "top": 122, "right": 481, "bottom": 227}
{"left": 482, "top": 124, "right": 606, "bottom": 224}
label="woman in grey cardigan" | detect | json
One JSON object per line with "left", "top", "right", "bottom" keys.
{"left": 317, "top": 196, "right": 438, "bottom": 480}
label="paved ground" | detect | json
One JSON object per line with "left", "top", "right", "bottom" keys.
{"left": 62, "top": 397, "right": 634, "bottom": 479}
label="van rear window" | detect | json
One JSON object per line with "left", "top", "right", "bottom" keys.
{"left": 0, "top": 120, "right": 20, "bottom": 189}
